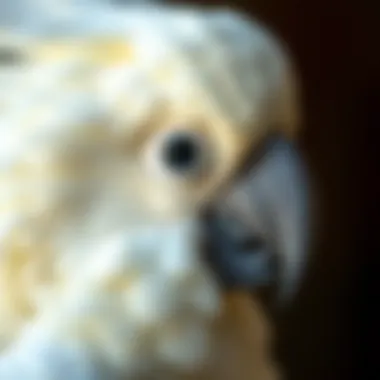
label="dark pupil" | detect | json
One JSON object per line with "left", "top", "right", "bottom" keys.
{"left": 164, "top": 135, "right": 199, "bottom": 172}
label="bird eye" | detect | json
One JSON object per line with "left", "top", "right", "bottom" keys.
{"left": 162, "top": 132, "right": 202, "bottom": 174}
{"left": 145, "top": 129, "right": 207, "bottom": 180}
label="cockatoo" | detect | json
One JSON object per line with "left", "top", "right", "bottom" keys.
{"left": 0, "top": 1, "right": 310, "bottom": 379}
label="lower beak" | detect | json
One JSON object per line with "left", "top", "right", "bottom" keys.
{"left": 204, "top": 135, "right": 310, "bottom": 305}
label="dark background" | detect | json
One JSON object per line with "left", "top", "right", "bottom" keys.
{"left": 170, "top": 1, "right": 378, "bottom": 379}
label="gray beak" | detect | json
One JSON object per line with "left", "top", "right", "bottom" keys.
{"left": 204, "top": 135, "right": 310, "bottom": 305}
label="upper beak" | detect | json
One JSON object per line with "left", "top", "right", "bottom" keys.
{"left": 204, "top": 135, "right": 310, "bottom": 305}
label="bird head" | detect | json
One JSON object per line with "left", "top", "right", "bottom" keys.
{"left": 0, "top": 3, "right": 310, "bottom": 379}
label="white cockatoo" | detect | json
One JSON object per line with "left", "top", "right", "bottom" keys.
{"left": 0, "top": 1, "right": 310, "bottom": 379}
